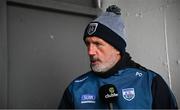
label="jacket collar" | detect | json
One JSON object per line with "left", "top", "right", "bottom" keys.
{"left": 94, "top": 52, "right": 146, "bottom": 78}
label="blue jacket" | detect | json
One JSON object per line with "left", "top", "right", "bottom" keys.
{"left": 59, "top": 53, "right": 178, "bottom": 109}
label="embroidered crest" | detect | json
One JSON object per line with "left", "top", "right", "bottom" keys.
{"left": 81, "top": 94, "right": 96, "bottom": 104}
{"left": 122, "top": 88, "right": 135, "bottom": 101}
{"left": 87, "top": 23, "right": 98, "bottom": 35}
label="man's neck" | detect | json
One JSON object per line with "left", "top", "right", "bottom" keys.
{"left": 94, "top": 53, "right": 130, "bottom": 78}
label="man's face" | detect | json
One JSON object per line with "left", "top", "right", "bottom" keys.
{"left": 85, "top": 36, "right": 121, "bottom": 73}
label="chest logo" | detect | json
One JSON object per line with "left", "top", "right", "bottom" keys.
{"left": 81, "top": 94, "right": 96, "bottom": 104}
{"left": 122, "top": 88, "right": 135, "bottom": 101}
{"left": 136, "top": 71, "right": 143, "bottom": 77}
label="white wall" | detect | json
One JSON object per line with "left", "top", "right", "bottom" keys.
{"left": 165, "top": 0, "right": 180, "bottom": 106}
{"left": 102, "top": 0, "right": 180, "bottom": 106}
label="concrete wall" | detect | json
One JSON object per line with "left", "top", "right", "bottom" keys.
{"left": 102, "top": 0, "right": 180, "bottom": 106}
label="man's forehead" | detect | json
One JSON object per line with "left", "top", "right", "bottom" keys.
{"left": 85, "top": 36, "right": 105, "bottom": 43}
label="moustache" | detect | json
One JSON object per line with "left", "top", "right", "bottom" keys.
{"left": 90, "top": 56, "right": 100, "bottom": 62}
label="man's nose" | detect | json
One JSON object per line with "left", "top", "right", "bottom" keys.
{"left": 87, "top": 44, "right": 96, "bottom": 56}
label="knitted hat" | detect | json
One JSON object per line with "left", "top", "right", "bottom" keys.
{"left": 83, "top": 5, "right": 127, "bottom": 54}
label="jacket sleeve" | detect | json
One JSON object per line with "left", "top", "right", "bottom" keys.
{"left": 58, "top": 87, "right": 74, "bottom": 109}
{"left": 151, "top": 74, "right": 178, "bottom": 109}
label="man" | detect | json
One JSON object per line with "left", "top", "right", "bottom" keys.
{"left": 58, "top": 5, "right": 178, "bottom": 109}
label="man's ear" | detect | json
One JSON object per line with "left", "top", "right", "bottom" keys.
{"left": 116, "top": 50, "right": 120, "bottom": 55}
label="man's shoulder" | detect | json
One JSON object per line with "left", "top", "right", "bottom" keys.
{"left": 68, "top": 71, "right": 94, "bottom": 85}
{"left": 66, "top": 71, "right": 97, "bottom": 92}
{"left": 73, "top": 71, "right": 92, "bottom": 83}
{"left": 123, "top": 67, "right": 158, "bottom": 78}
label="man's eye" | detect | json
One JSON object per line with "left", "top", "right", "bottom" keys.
{"left": 95, "top": 42, "right": 103, "bottom": 47}
{"left": 95, "top": 42, "right": 100, "bottom": 45}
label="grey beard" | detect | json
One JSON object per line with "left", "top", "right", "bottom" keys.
{"left": 91, "top": 59, "right": 118, "bottom": 73}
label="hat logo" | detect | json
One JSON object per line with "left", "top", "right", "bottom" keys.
{"left": 87, "top": 23, "right": 98, "bottom": 35}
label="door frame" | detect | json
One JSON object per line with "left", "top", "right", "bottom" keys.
{"left": 0, "top": 0, "right": 101, "bottom": 108}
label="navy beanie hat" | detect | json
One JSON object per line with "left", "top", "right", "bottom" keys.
{"left": 83, "top": 5, "right": 127, "bottom": 54}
